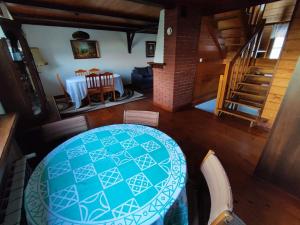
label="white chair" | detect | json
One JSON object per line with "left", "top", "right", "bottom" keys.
{"left": 201, "top": 150, "right": 246, "bottom": 225}
{"left": 123, "top": 110, "right": 159, "bottom": 127}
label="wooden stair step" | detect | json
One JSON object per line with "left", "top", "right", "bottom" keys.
{"left": 244, "top": 73, "right": 273, "bottom": 78}
{"left": 225, "top": 99, "right": 263, "bottom": 110}
{"left": 221, "top": 28, "right": 244, "bottom": 37}
{"left": 231, "top": 90, "right": 267, "bottom": 98}
{"left": 214, "top": 10, "right": 242, "bottom": 20}
{"left": 237, "top": 98, "right": 264, "bottom": 107}
{"left": 248, "top": 66, "right": 275, "bottom": 73}
{"left": 226, "top": 43, "right": 243, "bottom": 46}
{"left": 220, "top": 109, "right": 258, "bottom": 122}
{"left": 214, "top": 14, "right": 241, "bottom": 21}
{"left": 237, "top": 96, "right": 265, "bottom": 105}
{"left": 223, "top": 35, "right": 243, "bottom": 39}
{"left": 238, "top": 82, "right": 270, "bottom": 88}
{"left": 224, "top": 37, "right": 244, "bottom": 45}
{"left": 223, "top": 36, "right": 243, "bottom": 40}
{"left": 219, "top": 26, "right": 242, "bottom": 31}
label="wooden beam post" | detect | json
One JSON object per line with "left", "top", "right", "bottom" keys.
{"left": 126, "top": 32, "right": 135, "bottom": 54}
{"left": 255, "top": 57, "right": 300, "bottom": 198}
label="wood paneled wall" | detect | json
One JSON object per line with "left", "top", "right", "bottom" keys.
{"left": 255, "top": 57, "right": 300, "bottom": 198}
{"left": 263, "top": 0, "right": 296, "bottom": 24}
{"left": 193, "top": 62, "right": 225, "bottom": 104}
{"left": 193, "top": 17, "right": 224, "bottom": 104}
{"left": 198, "top": 17, "right": 223, "bottom": 61}
{"left": 262, "top": 2, "right": 300, "bottom": 127}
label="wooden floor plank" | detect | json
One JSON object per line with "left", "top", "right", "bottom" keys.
{"left": 82, "top": 98, "right": 300, "bottom": 225}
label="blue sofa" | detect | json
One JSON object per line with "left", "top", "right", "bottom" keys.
{"left": 131, "top": 66, "right": 153, "bottom": 92}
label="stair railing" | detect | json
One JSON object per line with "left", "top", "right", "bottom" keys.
{"left": 246, "top": 4, "right": 266, "bottom": 34}
{"left": 215, "top": 19, "right": 266, "bottom": 114}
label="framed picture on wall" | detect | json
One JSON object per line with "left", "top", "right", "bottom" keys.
{"left": 146, "top": 41, "right": 156, "bottom": 57}
{"left": 70, "top": 40, "right": 100, "bottom": 59}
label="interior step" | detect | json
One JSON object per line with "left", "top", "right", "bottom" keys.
{"left": 225, "top": 99, "right": 263, "bottom": 110}
{"left": 224, "top": 37, "right": 245, "bottom": 45}
{"left": 214, "top": 14, "right": 240, "bottom": 21}
{"left": 219, "top": 108, "right": 258, "bottom": 122}
{"left": 214, "top": 10, "right": 241, "bottom": 20}
{"left": 219, "top": 26, "right": 242, "bottom": 31}
{"left": 248, "top": 66, "right": 275, "bottom": 74}
{"left": 221, "top": 28, "right": 244, "bottom": 38}
{"left": 243, "top": 73, "right": 273, "bottom": 78}
{"left": 238, "top": 82, "right": 270, "bottom": 88}
{"left": 226, "top": 43, "right": 243, "bottom": 46}
{"left": 231, "top": 90, "right": 267, "bottom": 98}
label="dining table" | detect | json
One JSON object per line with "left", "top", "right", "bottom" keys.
{"left": 65, "top": 74, "right": 125, "bottom": 109}
{"left": 24, "top": 124, "right": 188, "bottom": 225}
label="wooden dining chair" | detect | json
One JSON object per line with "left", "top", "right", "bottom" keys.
{"left": 201, "top": 150, "right": 246, "bottom": 225}
{"left": 85, "top": 73, "right": 101, "bottom": 105}
{"left": 56, "top": 74, "right": 71, "bottom": 106}
{"left": 40, "top": 115, "right": 89, "bottom": 144}
{"left": 75, "top": 69, "right": 88, "bottom": 76}
{"left": 99, "top": 72, "right": 116, "bottom": 103}
{"left": 89, "top": 68, "right": 100, "bottom": 75}
{"left": 123, "top": 110, "right": 160, "bottom": 127}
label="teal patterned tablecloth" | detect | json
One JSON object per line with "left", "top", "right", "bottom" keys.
{"left": 25, "top": 124, "right": 188, "bottom": 225}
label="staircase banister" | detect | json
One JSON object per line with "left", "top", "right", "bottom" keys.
{"left": 231, "top": 19, "right": 266, "bottom": 64}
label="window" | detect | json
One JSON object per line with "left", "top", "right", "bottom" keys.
{"left": 268, "top": 23, "right": 289, "bottom": 59}
{"left": 269, "top": 37, "right": 285, "bottom": 59}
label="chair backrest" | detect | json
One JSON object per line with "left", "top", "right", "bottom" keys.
{"left": 200, "top": 150, "right": 233, "bottom": 225}
{"left": 85, "top": 73, "right": 101, "bottom": 89}
{"left": 75, "top": 69, "right": 88, "bottom": 76}
{"left": 40, "top": 115, "right": 89, "bottom": 143}
{"left": 100, "top": 72, "right": 114, "bottom": 88}
{"left": 123, "top": 110, "right": 159, "bottom": 127}
{"left": 89, "top": 68, "right": 100, "bottom": 75}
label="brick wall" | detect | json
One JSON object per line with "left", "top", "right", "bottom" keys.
{"left": 153, "top": 6, "right": 201, "bottom": 111}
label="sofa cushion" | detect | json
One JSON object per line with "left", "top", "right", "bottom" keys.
{"left": 134, "top": 67, "right": 152, "bottom": 78}
{"left": 147, "top": 67, "right": 153, "bottom": 77}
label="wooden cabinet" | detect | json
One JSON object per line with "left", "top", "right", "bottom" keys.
{"left": 0, "top": 18, "right": 47, "bottom": 126}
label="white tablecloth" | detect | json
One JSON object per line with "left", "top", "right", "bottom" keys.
{"left": 65, "top": 74, "right": 124, "bottom": 108}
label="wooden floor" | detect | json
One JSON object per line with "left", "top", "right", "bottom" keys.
{"left": 84, "top": 97, "right": 300, "bottom": 225}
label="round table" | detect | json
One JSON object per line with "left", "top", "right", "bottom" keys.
{"left": 65, "top": 74, "right": 125, "bottom": 109}
{"left": 25, "top": 124, "right": 188, "bottom": 225}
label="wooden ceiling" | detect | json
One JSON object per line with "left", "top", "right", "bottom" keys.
{"left": 263, "top": 0, "right": 297, "bottom": 24}
{"left": 3, "top": 0, "right": 283, "bottom": 33}
{"left": 4, "top": 0, "right": 162, "bottom": 33}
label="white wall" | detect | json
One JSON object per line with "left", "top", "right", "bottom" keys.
{"left": 154, "top": 10, "right": 164, "bottom": 64}
{"left": 22, "top": 25, "right": 156, "bottom": 96}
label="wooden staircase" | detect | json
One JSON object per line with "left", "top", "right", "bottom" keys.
{"left": 213, "top": 4, "right": 266, "bottom": 56}
{"left": 220, "top": 65, "right": 274, "bottom": 126}
{"left": 214, "top": 10, "right": 248, "bottom": 52}
{"left": 215, "top": 15, "right": 277, "bottom": 127}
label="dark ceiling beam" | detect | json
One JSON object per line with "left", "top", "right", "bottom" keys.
{"left": 4, "top": 0, "right": 159, "bottom": 23}
{"left": 15, "top": 16, "right": 157, "bottom": 34}
{"left": 12, "top": 13, "right": 150, "bottom": 29}
{"left": 199, "top": 0, "right": 280, "bottom": 15}
{"left": 125, "top": 0, "right": 175, "bottom": 8}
